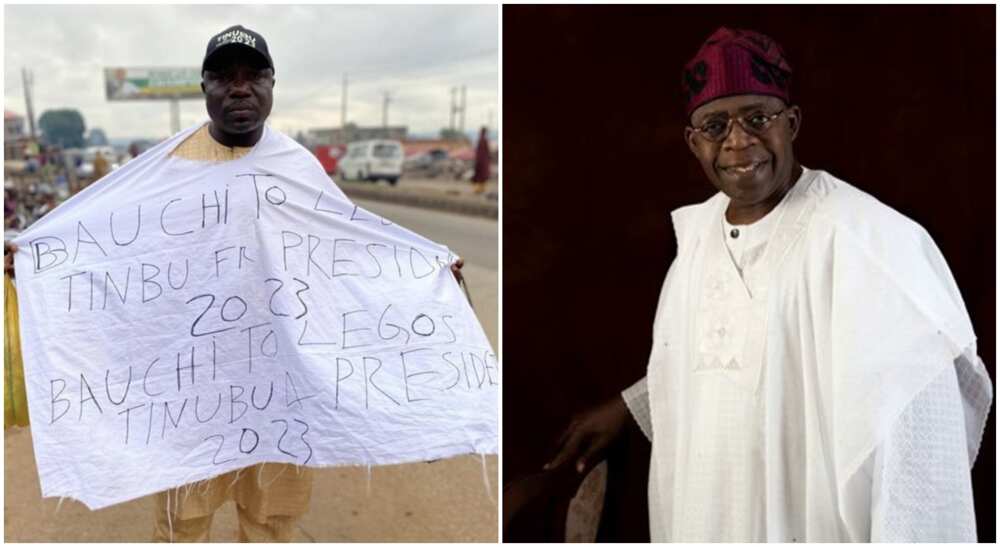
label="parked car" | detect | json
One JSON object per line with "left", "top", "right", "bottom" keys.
{"left": 404, "top": 148, "right": 449, "bottom": 170}
{"left": 337, "top": 140, "right": 404, "bottom": 185}
{"left": 75, "top": 161, "right": 94, "bottom": 179}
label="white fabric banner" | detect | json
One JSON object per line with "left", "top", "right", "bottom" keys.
{"left": 12, "top": 125, "right": 498, "bottom": 510}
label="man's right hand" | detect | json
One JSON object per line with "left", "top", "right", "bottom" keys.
{"left": 543, "top": 395, "right": 629, "bottom": 474}
{"left": 4, "top": 241, "right": 17, "bottom": 279}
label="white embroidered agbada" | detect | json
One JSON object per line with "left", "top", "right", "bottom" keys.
{"left": 622, "top": 167, "right": 991, "bottom": 542}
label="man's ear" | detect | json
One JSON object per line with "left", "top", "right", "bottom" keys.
{"left": 786, "top": 105, "right": 802, "bottom": 142}
{"left": 684, "top": 126, "right": 699, "bottom": 156}
{"left": 200, "top": 82, "right": 206, "bottom": 94}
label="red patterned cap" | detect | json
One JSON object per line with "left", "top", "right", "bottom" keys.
{"left": 682, "top": 27, "right": 792, "bottom": 118}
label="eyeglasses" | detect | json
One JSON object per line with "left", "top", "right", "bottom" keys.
{"left": 689, "top": 108, "right": 787, "bottom": 143}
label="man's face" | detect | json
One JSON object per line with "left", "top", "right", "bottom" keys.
{"left": 201, "top": 47, "right": 275, "bottom": 136}
{"left": 684, "top": 94, "right": 801, "bottom": 207}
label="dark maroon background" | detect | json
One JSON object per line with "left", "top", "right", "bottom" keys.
{"left": 502, "top": 5, "right": 995, "bottom": 542}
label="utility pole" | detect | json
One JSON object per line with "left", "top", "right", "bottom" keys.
{"left": 449, "top": 87, "right": 457, "bottom": 132}
{"left": 458, "top": 85, "right": 467, "bottom": 135}
{"left": 448, "top": 85, "right": 467, "bottom": 138}
{"left": 341, "top": 73, "right": 348, "bottom": 136}
{"left": 381, "top": 91, "right": 391, "bottom": 130}
{"left": 22, "top": 67, "right": 37, "bottom": 139}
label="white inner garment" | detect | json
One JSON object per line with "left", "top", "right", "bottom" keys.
{"left": 721, "top": 200, "right": 781, "bottom": 278}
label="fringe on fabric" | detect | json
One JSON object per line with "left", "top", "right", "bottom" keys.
{"left": 262, "top": 463, "right": 288, "bottom": 489}
{"left": 165, "top": 488, "right": 173, "bottom": 542}
{"left": 479, "top": 453, "right": 495, "bottom": 504}
{"left": 198, "top": 477, "right": 213, "bottom": 497}
{"left": 227, "top": 467, "right": 245, "bottom": 492}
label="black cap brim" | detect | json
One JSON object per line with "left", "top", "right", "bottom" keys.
{"left": 202, "top": 43, "right": 273, "bottom": 74}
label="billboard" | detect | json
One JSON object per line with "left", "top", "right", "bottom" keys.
{"left": 104, "top": 67, "right": 202, "bottom": 101}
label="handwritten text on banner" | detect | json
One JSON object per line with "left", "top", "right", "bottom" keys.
{"left": 13, "top": 126, "right": 498, "bottom": 509}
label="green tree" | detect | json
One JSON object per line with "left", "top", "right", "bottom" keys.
{"left": 39, "top": 109, "right": 86, "bottom": 148}
{"left": 87, "top": 128, "right": 109, "bottom": 147}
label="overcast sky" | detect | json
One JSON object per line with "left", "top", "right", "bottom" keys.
{"left": 4, "top": 4, "right": 497, "bottom": 141}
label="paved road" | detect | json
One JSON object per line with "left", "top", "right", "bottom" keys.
{"left": 353, "top": 198, "right": 498, "bottom": 350}
{"left": 353, "top": 197, "right": 498, "bottom": 271}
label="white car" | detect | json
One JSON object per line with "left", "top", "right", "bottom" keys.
{"left": 337, "top": 140, "right": 403, "bottom": 185}
{"left": 76, "top": 162, "right": 94, "bottom": 179}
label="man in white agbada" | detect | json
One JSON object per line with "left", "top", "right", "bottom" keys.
{"left": 545, "top": 27, "right": 992, "bottom": 542}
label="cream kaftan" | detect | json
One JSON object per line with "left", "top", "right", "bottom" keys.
{"left": 152, "top": 124, "right": 315, "bottom": 541}
{"left": 622, "top": 168, "right": 991, "bottom": 542}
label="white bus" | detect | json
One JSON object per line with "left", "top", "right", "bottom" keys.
{"left": 337, "top": 139, "right": 404, "bottom": 185}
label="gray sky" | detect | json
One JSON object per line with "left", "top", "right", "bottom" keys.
{"left": 4, "top": 4, "right": 497, "bottom": 141}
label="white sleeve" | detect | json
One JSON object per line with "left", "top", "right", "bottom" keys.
{"left": 870, "top": 360, "right": 978, "bottom": 542}
{"left": 621, "top": 376, "right": 652, "bottom": 441}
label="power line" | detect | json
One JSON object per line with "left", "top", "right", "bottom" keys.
{"left": 276, "top": 47, "right": 497, "bottom": 111}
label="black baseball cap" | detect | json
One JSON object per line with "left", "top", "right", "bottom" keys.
{"left": 202, "top": 24, "right": 274, "bottom": 74}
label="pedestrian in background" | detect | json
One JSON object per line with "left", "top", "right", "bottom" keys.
{"left": 92, "top": 150, "right": 110, "bottom": 181}
{"left": 472, "top": 126, "right": 490, "bottom": 194}
{"left": 4, "top": 188, "right": 18, "bottom": 229}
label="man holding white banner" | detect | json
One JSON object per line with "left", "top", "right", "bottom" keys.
{"left": 6, "top": 24, "right": 495, "bottom": 542}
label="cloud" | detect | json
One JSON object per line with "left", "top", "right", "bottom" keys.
{"left": 4, "top": 5, "right": 497, "bottom": 140}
